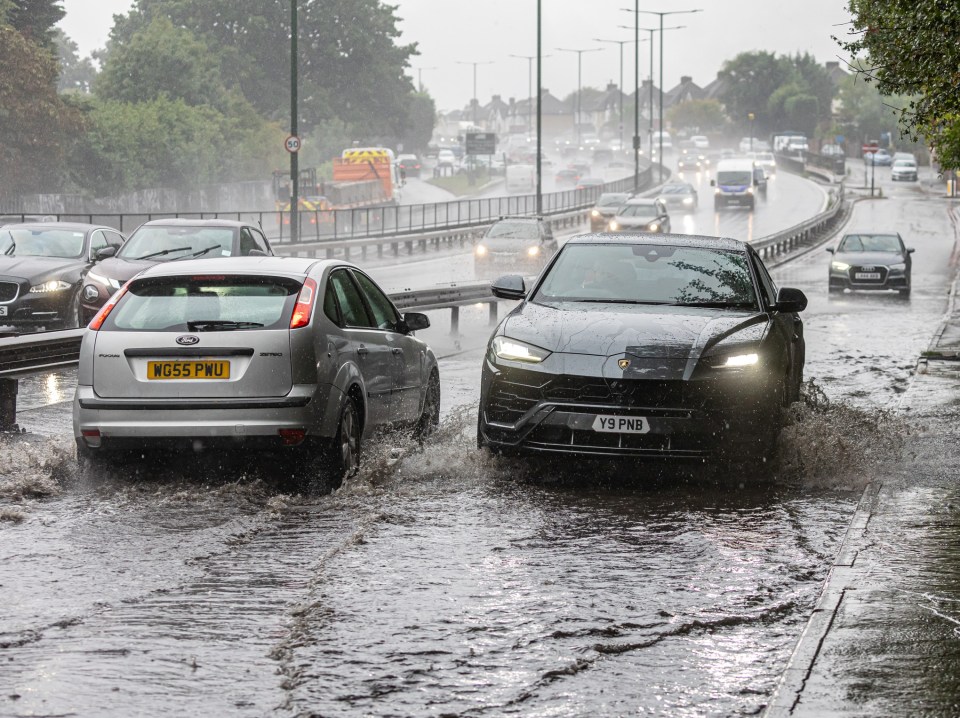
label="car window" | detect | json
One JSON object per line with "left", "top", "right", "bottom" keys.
{"left": 251, "top": 227, "right": 271, "bottom": 254}
{"left": 89, "top": 230, "right": 107, "bottom": 259}
{"left": 839, "top": 234, "right": 903, "bottom": 252}
{"left": 323, "top": 282, "right": 341, "bottom": 326}
{"left": 4, "top": 228, "right": 85, "bottom": 258}
{"left": 352, "top": 270, "right": 400, "bottom": 331}
{"left": 105, "top": 231, "right": 124, "bottom": 247}
{"left": 328, "top": 269, "right": 374, "bottom": 328}
{"left": 752, "top": 254, "right": 778, "bottom": 307}
{"left": 619, "top": 204, "right": 658, "bottom": 218}
{"left": 118, "top": 226, "right": 236, "bottom": 261}
{"left": 239, "top": 227, "right": 259, "bottom": 255}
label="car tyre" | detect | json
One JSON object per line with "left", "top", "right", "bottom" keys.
{"left": 414, "top": 370, "right": 440, "bottom": 443}
{"left": 898, "top": 287, "right": 911, "bottom": 298}
{"left": 52, "top": 290, "right": 82, "bottom": 330}
{"left": 76, "top": 439, "right": 111, "bottom": 477}
{"left": 322, "top": 395, "right": 361, "bottom": 487}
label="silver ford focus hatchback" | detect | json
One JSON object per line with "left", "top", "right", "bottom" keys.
{"left": 73, "top": 257, "right": 440, "bottom": 483}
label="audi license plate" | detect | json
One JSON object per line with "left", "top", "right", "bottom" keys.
{"left": 855, "top": 272, "right": 881, "bottom": 280}
{"left": 147, "top": 360, "right": 230, "bottom": 380}
{"left": 592, "top": 415, "right": 650, "bottom": 434}
{"left": 0, "top": 307, "right": 6, "bottom": 316}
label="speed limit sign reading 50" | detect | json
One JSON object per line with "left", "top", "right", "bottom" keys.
{"left": 284, "top": 135, "right": 302, "bottom": 153}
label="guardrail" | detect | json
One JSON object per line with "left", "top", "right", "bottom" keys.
{"left": 776, "top": 151, "right": 846, "bottom": 183}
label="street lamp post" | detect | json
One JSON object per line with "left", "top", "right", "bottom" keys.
{"left": 556, "top": 47, "right": 602, "bottom": 148}
{"left": 413, "top": 66, "right": 437, "bottom": 93}
{"left": 289, "top": 0, "right": 299, "bottom": 244}
{"left": 456, "top": 60, "right": 494, "bottom": 126}
{"left": 592, "top": 37, "right": 640, "bottom": 153}
{"left": 537, "top": 0, "right": 542, "bottom": 215}
{"left": 748, "top": 112, "right": 755, "bottom": 151}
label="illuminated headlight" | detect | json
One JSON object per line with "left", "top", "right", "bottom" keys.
{"left": 647, "top": 222, "right": 660, "bottom": 232}
{"left": 475, "top": 244, "right": 488, "bottom": 257}
{"left": 608, "top": 221, "right": 620, "bottom": 231}
{"left": 889, "top": 263, "right": 906, "bottom": 271}
{"left": 747, "top": 187, "right": 754, "bottom": 194}
{"left": 87, "top": 271, "right": 122, "bottom": 289}
{"left": 722, "top": 353, "right": 759, "bottom": 367}
{"left": 491, "top": 336, "right": 551, "bottom": 364}
{"left": 591, "top": 209, "right": 601, "bottom": 218}
{"left": 29, "top": 280, "right": 71, "bottom": 293}
{"left": 682, "top": 197, "right": 694, "bottom": 205}
{"left": 527, "top": 246, "right": 541, "bottom": 257}
{"left": 831, "top": 261, "right": 851, "bottom": 271}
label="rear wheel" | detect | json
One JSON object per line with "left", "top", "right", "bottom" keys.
{"left": 76, "top": 440, "right": 111, "bottom": 477}
{"left": 322, "top": 395, "right": 361, "bottom": 487}
{"left": 414, "top": 370, "right": 440, "bottom": 443}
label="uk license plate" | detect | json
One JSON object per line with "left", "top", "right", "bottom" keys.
{"left": 855, "top": 272, "right": 881, "bottom": 280}
{"left": 0, "top": 306, "right": 6, "bottom": 316}
{"left": 592, "top": 415, "right": 650, "bottom": 434}
{"left": 147, "top": 360, "right": 230, "bottom": 380}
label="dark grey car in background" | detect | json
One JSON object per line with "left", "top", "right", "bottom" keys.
{"left": 827, "top": 232, "right": 913, "bottom": 297}
{"left": 74, "top": 257, "right": 440, "bottom": 485}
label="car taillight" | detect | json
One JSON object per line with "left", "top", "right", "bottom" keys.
{"left": 290, "top": 277, "right": 317, "bottom": 329}
{"left": 88, "top": 281, "right": 132, "bottom": 331}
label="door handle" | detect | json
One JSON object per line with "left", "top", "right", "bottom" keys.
{"left": 357, "top": 346, "right": 369, "bottom": 356}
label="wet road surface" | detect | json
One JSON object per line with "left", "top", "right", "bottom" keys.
{"left": 2, "top": 170, "right": 958, "bottom": 716}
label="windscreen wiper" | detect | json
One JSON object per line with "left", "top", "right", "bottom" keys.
{"left": 670, "top": 301, "right": 755, "bottom": 309}
{"left": 136, "top": 246, "right": 192, "bottom": 260}
{"left": 574, "top": 299, "right": 674, "bottom": 305}
{"left": 186, "top": 320, "right": 264, "bottom": 331}
{"left": 173, "top": 244, "right": 222, "bottom": 260}
{"left": 3, "top": 231, "right": 14, "bottom": 255}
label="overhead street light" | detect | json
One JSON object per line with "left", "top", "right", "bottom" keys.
{"left": 456, "top": 60, "right": 494, "bottom": 126}
{"left": 510, "top": 53, "right": 551, "bottom": 136}
{"left": 618, "top": 22, "right": 686, "bottom": 188}
{"left": 556, "top": 47, "right": 603, "bottom": 148}
{"left": 592, "top": 37, "right": 645, "bottom": 153}
{"left": 412, "top": 66, "right": 437, "bottom": 93}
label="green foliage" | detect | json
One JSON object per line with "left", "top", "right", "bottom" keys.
{"left": 839, "top": 0, "right": 960, "bottom": 168}
{"left": 402, "top": 93, "right": 437, "bottom": 153}
{"left": 7, "top": 0, "right": 64, "bottom": 53}
{"left": 784, "top": 95, "right": 819, "bottom": 138}
{"left": 55, "top": 29, "right": 96, "bottom": 94}
{"left": 717, "top": 51, "right": 794, "bottom": 133}
{"left": 667, "top": 99, "right": 727, "bottom": 133}
{"left": 0, "top": 24, "right": 81, "bottom": 194}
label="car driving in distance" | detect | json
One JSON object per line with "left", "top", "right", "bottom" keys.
{"left": 0, "top": 223, "right": 125, "bottom": 330}
{"left": 864, "top": 148, "right": 893, "bottom": 166}
{"left": 474, "top": 217, "right": 557, "bottom": 276}
{"left": 477, "top": 233, "right": 807, "bottom": 462}
{"left": 657, "top": 182, "right": 698, "bottom": 212}
{"left": 397, "top": 154, "right": 422, "bottom": 178}
{"left": 81, "top": 219, "right": 274, "bottom": 323}
{"left": 827, "top": 232, "right": 913, "bottom": 297}
{"left": 436, "top": 149, "right": 457, "bottom": 168}
{"left": 891, "top": 158, "right": 918, "bottom": 181}
{"left": 607, "top": 198, "right": 670, "bottom": 234}
{"left": 712, "top": 159, "right": 758, "bottom": 210}
{"left": 590, "top": 192, "right": 631, "bottom": 232}
{"left": 690, "top": 135, "right": 709, "bottom": 149}
{"left": 74, "top": 257, "right": 440, "bottom": 484}
{"left": 749, "top": 151, "right": 777, "bottom": 176}
{"left": 677, "top": 153, "right": 703, "bottom": 172}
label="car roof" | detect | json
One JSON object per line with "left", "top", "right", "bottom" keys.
{"left": 1, "top": 222, "right": 114, "bottom": 232}
{"left": 133, "top": 256, "right": 352, "bottom": 279}
{"left": 566, "top": 232, "right": 748, "bottom": 252}
{"left": 138, "top": 218, "right": 249, "bottom": 229}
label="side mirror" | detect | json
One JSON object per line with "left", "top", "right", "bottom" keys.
{"left": 491, "top": 275, "right": 527, "bottom": 300}
{"left": 709, "top": 179, "right": 716, "bottom": 187}
{"left": 907, "top": 247, "right": 915, "bottom": 254}
{"left": 402, "top": 312, "right": 430, "bottom": 332}
{"left": 95, "top": 245, "right": 117, "bottom": 261}
{"left": 773, "top": 287, "right": 808, "bottom": 313}
{"left": 825, "top": 247, "right": 835, "bottom": 254}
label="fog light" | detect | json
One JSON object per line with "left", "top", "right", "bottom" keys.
{"left": 82, "top": 285, "right": 100, "bottom": 301}
{"left": 279, "top": 428, "right": 306, "bottom": 446}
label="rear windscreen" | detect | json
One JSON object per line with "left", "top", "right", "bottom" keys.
{"left": 105, "top": 275, "right": 301, "bottom": 332}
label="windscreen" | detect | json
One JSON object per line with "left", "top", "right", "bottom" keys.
{"left": 117, "top": 226, "right": 237, "bottom": 261}
{"left": 660, "top": 185, "right": 691, "bottom": 195}
{"left": 485, "top": 221, "right": 540, "bottom": 240}
{"left": 838, "top": 234, "right": 902, "bottom": 252}
{"left": 105, "top": 275, "right": 300, "bottom": 332}
{"left": 618, "top": 204, "right": 659, "bottom": 218}
{"left": 534, "top": 243, "right": 758, "bottom": 308}
{"left": 597, "top": 193, "right": 629, "bottom": 207}
{"left": 3, "top": 228, "right": 85, "bottom": 258}
{"left": 717, "top": 171, "right": 752, "bottom": 186}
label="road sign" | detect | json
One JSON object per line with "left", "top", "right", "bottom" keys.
{"left": 465, "top": 132, "right": 496, "bottom": 155}
{"left": 284, "top": 135, "right": 302, "bottom": 153}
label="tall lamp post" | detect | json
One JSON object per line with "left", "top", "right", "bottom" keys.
{"left": 289, "top": 0, "right": 299, "bottom": 244}
{"left": 748, "top": 112, "right": 755, "bottom": 151}
{"left": 556, "top": 47, "right": 602, "bottom": 148}
{"left": 536, "top": 0, "right": 542, "bottom": 215}
{"left": 456, "top": 60, "right": 494, "bottom": 126}
{"left": 592, "top": 37, "right": 641, "bottom": 153}
{"left": 618, "top": 23, "right": 685, "bottom": 187}
{"left": 510, "top": 53, "right": 550, "bottom": 137}
{"left": 413, "top": 66, "right": 437, "bottom": 93}
{"left": 626, "top": 7, "right": 702, "bottom": 174}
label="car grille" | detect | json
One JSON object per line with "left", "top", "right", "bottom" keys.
{"left": 0, "top": 281, "right": 19, "bottom": 303}
{"left": 848, "top": 265, "right": 888, "bottom": 284}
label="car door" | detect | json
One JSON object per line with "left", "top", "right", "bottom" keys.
{"left": 350, "top": 269, "right": 423, "bottom": 422}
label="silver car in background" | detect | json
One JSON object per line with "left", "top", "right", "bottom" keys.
{"left": 73, "top": 257, "right": 440, "bottom": 484}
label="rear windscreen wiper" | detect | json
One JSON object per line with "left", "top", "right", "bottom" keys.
{"left": 187, "top": 320, "right": 264, "bottom": 331}
{"left": 136, "top": 246, "right": 192, "bottom": 260}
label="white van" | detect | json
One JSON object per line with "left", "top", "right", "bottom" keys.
{"left": 505, "top": 164, "right": 536, "bottom": 194}
{"left": 711, "top": 158, "right": 757, "bottom": 210}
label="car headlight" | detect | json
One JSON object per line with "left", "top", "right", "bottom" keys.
{"left": 29, "top": 280, "right": 71, "bottom": 293}
{"left": 591, "top": 209, "right": 601, "bottom": 218}
{"left": 491, "top": 336, "right": 551, "bottom": 364}
{"left": 889, "top": 263, "right": 906, "bottom": 271}
{"left": 721, "top": 353, "right": 759, "bottom": 367}
{"left": 682, "top": 197, "right": 694, "bottom": 205}
{"left": 87, "top": 271, "right": 122, "bottom": 289}
{"left": 831, "top": 261, "right": 851, "bottom": 271}
{"left": 475, "top": 244, "right": 488, "bottom": 257}
{"left": 608, "top": 221, "right": 619, "bottom": 231}
{"left": 527, "top": 246, "right": 540, "bottom": 257}
{"left": 747, "top": 187, "right": 754, "bottom": 194}
{"left": 648, "top": 222, "right": 660, "bottom": 232}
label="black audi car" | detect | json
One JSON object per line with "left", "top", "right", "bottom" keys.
{"left": 0, "top": 223, "right": 125, "bottom": 330}
{"left": 477, "top": 234, "right": 808, "bottom": 462}
{"left": 826, "top": 231, "right": 913, "bottom": 297}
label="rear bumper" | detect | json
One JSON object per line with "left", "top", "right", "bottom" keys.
{"left": 73, "top": 383, "right": 338, "bottom": 448}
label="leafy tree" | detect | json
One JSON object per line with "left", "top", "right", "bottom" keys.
{"left": 784, "top": 95, "right": 820, "bottom": 138}
{"left": 55, "top": 29, "right": 96, "bottom": 94}
{"left": 667, "top": 99, "right": 727, "bottom": 133}
{"left": 6, "top": 0, "right": 64, "bottom": 53}
{"left": 838, "top": 0, "right": 960, "bottom": 168}
{"left": 0, "top": 23, "right": 81, "bottom": 194}
{"left": 717, "top": 51, "right": 794, "bottom": 134}
{"left": 789, "top": 53, "right": 835, "bottom": 126}
{"left": 401, "top": 92, "right": 436, "bottom": 153}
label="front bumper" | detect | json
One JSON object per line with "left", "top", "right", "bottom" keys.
{"left": 829, "top": 265, "right": 909, "bottom": 291}
{"left": 478, "top": 359, "right": 779, "bottom": 459}
{"left": 0, "top": 278, "right": 75, "bottom": 325}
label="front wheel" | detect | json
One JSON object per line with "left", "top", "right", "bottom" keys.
{"left": 414, "top": 370, "right": 440, "bottom": 442}
{"left": 322, "top": 395, "right": 361, "bottom": 486}
{"left": 51, "top": 290, "right": 82, "bottom": 330}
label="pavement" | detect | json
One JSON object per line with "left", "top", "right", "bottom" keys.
{"left": 765, "top": 200, "right": 960, "bottom": 717}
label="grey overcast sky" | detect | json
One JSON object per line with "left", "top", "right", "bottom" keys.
{"left": 59, "top": 0, "right": 854, "bottom": 112}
